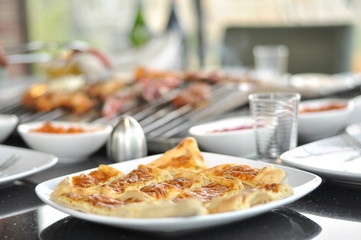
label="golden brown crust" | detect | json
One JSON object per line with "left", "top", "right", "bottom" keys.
{"left": 58, "top": 164, "right": 124, "bottom": 188}
{"left": 100, "top": 165, "right": 172, "bottom": 197}
{"left": 165, "top": 168, "right": 210, "bottom": 190}
{"left": 146, "top": 137, "right": 208, "bottom": 171}
{"left": 201, "top": 164, "right": 285, "bottom": 187}
{"left": 206, "top": 183, "right": 293, "bottom": 214}
{"left": 175, "top": 176, "right": 243, "bottom": 204}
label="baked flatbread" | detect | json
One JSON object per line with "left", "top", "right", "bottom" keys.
{"left": 50, "top": 137, "right": 293, "bottom": 218}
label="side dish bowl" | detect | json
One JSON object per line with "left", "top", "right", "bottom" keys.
{"left": 289, "top": 73, "right": 351, "bottom": 97}
{"left": 298, "top": 98, "right": 353, "bottom": 142}
{"left": 0, "top": 114, "right": 18, "bottom": 143}
{"left": 348, "top": 95, "right": 361, "bottom": 124}
{"left": 17, "top": 121, "right": 113, "bottom": 163}
{"left": 189, "top": 116, "right": 256, "bottom": 157}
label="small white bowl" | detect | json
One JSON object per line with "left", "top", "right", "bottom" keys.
{"left": 348, "top": 95, "right": 361, "bottom": 125}
{"left": 17, "top": 121, "right": 113, "bottom": 163}
{"left": 0, "top": 114, "right": 18, "bottom": 143}
{"left": 189, "top": 116, "right": 256, "bottom": 157}
{"left": 298, "top": 98, "right": 353, "bottom": 142}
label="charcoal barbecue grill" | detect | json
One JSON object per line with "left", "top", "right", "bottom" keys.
{"left": 0, "top": 82, "right": 254, "bottom": 152}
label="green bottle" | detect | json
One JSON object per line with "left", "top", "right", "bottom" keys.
{"left": 129, "top": 0, "right": 150, "bottom": 48}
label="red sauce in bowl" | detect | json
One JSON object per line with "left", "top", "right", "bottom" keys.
{"left": 30, "top": 122, "right": 89, "bottom": 134}
{"left": 210, "top": 125, "right": 253, "bottom": 133}
{"left": 299, "top": 102, "right": 347, "bottom": 113}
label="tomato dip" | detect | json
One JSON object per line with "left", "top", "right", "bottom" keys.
{"left": 299, "top": 102, "right": 347, "bottom": 113}
{"left": 210, "top": 125, "right": 253, "bottom": 133}
{"left": 30, "top": 121, "right": 88, "bottom": 134}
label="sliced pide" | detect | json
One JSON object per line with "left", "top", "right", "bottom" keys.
{"left": 50, "top": 137, "right": 293, "bottom": 218}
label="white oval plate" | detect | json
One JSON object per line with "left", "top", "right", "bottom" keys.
{"left": 281, "top": 135, "right": 361, "bottom": 184}
{"left": 36, "top": 152, "right": 321, "bottom": 232}
{"left": 0, "top": 145, "right": 58, "bottom": 185}
{"left": 345, "top": 123, "right": 361, "bottom": 142}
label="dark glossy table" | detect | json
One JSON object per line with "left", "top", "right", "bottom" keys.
{"left": 1, "top": 134, "right": 361, "bottom": 240}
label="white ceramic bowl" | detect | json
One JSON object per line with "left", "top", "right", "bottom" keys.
{"left": 189, "top": 116, "right": 256, "bottom": 157}
{"left": 17, "top": 121, "right": 113, "bottom": 163}
{"left": 348, "top": 95, "right": 361, "bottom": 125}
{"left": 298, "top": 98, "right": 353, "bottom": 142}
{"left": 0, "top": 114, "right": 18, "bottom": 143}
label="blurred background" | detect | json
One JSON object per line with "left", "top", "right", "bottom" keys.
{"left": 1, "top": 0, "right": 360, "bottom": 78}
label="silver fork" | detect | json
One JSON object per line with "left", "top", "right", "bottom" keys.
{"left": 340, "top": 132, "right": 361, "bottom": 154}
{"left": 0, "top": 154, "right": 20, "bottom": 172}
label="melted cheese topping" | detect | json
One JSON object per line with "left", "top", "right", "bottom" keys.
{"left": 222, "top": 165, "right": 261, "bottom": 182}
{"left": 71, "top": 165, "right": 121, "bottom": 188}
{"left": 108, "top": 166, "right": 158, "bottom": 193}
{"left": 72, "top": 172, "right": 110, "bottom": 188}
{"left": 140, "top": 183, "right": 179, "bottom": 199}
{"left": 177, "top": 182, "right": 231, "bottom": 203}
{"left": 165, "top": 177, "right": 195, "bottom": 189}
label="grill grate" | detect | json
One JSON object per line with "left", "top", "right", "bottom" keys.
{"left": 0, "top": 83, "right": 252, "bottom": 152}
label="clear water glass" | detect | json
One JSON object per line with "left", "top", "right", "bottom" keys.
{"left": 253, "top": 45, "right": 289, "bottom": 78}
{"left": 249, "top": 92, "right": 300, "bottom": 162}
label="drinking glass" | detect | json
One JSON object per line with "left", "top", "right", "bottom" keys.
{"left": 248, "top": 92, "right": 300, "bottom": 162}
{"left": 253, "top": 45, "right": 289, "bottom": 78}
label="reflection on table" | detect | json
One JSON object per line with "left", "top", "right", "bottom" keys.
{"left": 38, "top": 208, "right": 320, "bottom": 240}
